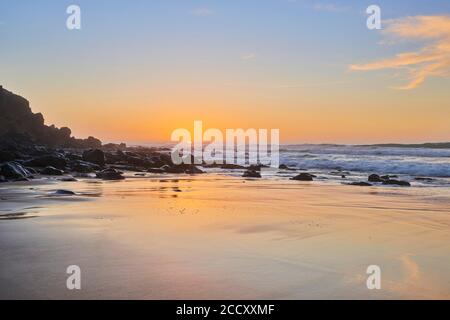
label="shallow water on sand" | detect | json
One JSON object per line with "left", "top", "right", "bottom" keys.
{"left": 0, "top": 175, "right": 449, "bottom": 299}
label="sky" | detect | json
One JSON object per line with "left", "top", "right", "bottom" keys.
{"left": 1, "top": 0, "right": 449, "bottom": 144}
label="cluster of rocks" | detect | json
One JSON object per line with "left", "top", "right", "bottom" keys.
{"left": 344, "top": 174, "right": 411, "bottom": 187}
{"left": 368, "top": 174, "right": 411, "bottom": 186}
{"left": 0, "top": 147, "right": 207, "bottom": 182}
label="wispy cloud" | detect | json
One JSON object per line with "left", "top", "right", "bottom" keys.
{"left": 350, "top": 15, "right": 450, "bottom": 90}
{"left": 190, "top": 8, "right": 214, "bottom": 17}
{"left": 240, "top": 53, "right": 256, "bottom": 61}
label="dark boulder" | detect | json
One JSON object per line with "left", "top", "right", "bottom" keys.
{"left": 415, "top": 177, "right": 434, "bottom": 182}
{"left": 96, "top": 168, "right": 125, "bottom": 180}
{"left": 24, "top": 154, "right": 67, "bottom": 169}
{"left": 53, "top": 189, "right": 76, "bottom": 196}
{"left": 24, "top": 167, "right": 38, "bottom": 174}
{"left": 66, "top": 154, "right": 83, "bottom": 161}
{"left": 82, "top": 149, "right": 105, "bottom": 166}
{"left": 242, "top": 170, "right": 261, "bottom": 178}
{"left": 368, "top": 174, "right": 385, "bottom": 182}
{"left": 382, "top": 179, "right": 411, "bottom": 187}
{"left": 0, "top": 162, "right": 30, "bottom": 180}
{"left": 221, "top": 164, "right": 246, "bottom": 170}
{"left": 279, "top": 164, "right": 296, "bottom": 170}
{"left": 61, "top": 177, "right": 78, "bottom": 182}
{"left": 147, "top": 168, "right": 166, "bottom": 174}
{"left": 41, "top": 166, "right": 64, "bottom": 175}
{"left": 291, "top": 173, "right": 315, "bottom": 181}
{"left": 247, "top": 164, "right": 263, "bottom": 172}
{"left": 185, "top": 166, "right": 204, "bottom": 174}
{"left": 348, "top": 182, "right": 372, "bottom": 186}
{"left": 0, "top": 150, "right": 18, "bottom": 162}
{"left": 164, "top": 164, "right": 204, "bottom": 174}
{"left": 381, "top": 175, "right": 398, "bottom": 180}
{"left": 0, "top": 175, "right": 7, "bottom": 183}
{"left": 70, "top": 160, "right": 101, "bottom": 173}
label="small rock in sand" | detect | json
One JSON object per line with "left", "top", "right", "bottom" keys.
{"left": 53, "top": 189, "right": 76, "bottom": 196}
{"left": 242, "top": 170, "right": 261, "bottom": 178}
{"left": 291, "top": 173, "right": 315, "bottom": 181}
{"left": 96, "top": 168, "right": 125, "bottom": 180}
{"left": 382, "top": 179, "right": 411, "bottom": 187}
{"left": 368, "top": 174, "right": 384, "bottom": 182}
{"left": 348, "top": 182, "right": 372, "bottom": 186}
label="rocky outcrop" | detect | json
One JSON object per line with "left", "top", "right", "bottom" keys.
{"left": 0, "top": 86, "right": 102, "bottom": 149}
{"left": 24, "top": 154, "right": 67, "bottom": 169}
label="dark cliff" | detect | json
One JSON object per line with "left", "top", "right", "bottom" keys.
{"left": 0, "top": 86, "right": 101, "bottom": 149}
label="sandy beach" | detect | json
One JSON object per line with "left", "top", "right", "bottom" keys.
{"left": 1, "top": 173, "right": 449, "bottom": 299}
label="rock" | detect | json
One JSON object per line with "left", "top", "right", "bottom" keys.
{"left": 96, "top": 168, "right": 125, "bottom": 180}
{"left": 24, "top": 167, "right": 38, "bottom": 174}
{"left": 164, "top": 164, "right": 204, "bottom": 174}
{"left": 70, "top": 160, "right": 101, "bottom": 173}
{"left": 147, "top": 168, "right": 166, "bottom": 174}
{"left": 242, "top": 170, "right": 261, "bottom": 178}
{"left": 368, "top": 174, "right": 385, "bottom": 182}
{"left": 24, "top": 155, "right": 67, "bottom": 169}
{"left": 185, "top": 166, "right": 204, "bottom": 174}
{"left": 14, "top": 177, "right": 30, "bottom": 182}
{"left": 53, "top": 189, "right": 75, "bottom": 195}
{"left": 0, "top": 175, "right": 7, "bottom": 183}
{"left": 291, "top": 173, "right": 315, "bottom": 181}
{"left": 0, "top": 162, "right": 30, "bottom": 180}
{"left": 279, "top": 164, "right": 296, "bottom": 170}
{"left": 348, "top": 182, "right": 372, "bottom": 186}
{"left": 61, "top": 177, "right": 78, "bottom": 182}
{"left": 41, "top": 166, "right": 64, "bottom": 176}
{"left": 66, "top": 154, "right": 83, "bottom": 161}
{"left": 247, "top": 164, "right": 262, "bottom": 172}
{"left": 82, "top": 149, "right": 105, "bottom": 166}
{"left": 382, "top": 179, "right": 411, "bottom": 187}
{"left": 415, "top": 177, "right": 434, "bottom": 182}
{"left": 104, "top": 152, "right": 123, "bottom": 164}
{"left": 0, "top": 150, "right": 17, "bottom": 162}
{"left": 381, "top": 175, "right": 398, "bottom": 180}
{"left": 220, "top": 164, "right": 246, "bottom": 170}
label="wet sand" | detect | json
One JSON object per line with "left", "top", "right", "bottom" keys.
{"left": 0, "top": 174, "right": 449, "bottom": 299}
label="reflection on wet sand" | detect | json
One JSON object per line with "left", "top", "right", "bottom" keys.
{"left": 0, "top": 174, "right": 449, "bottom": 299}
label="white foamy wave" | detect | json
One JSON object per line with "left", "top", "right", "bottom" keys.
{"left": 280, "top": 145, "right": 450, "bottom": 177}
